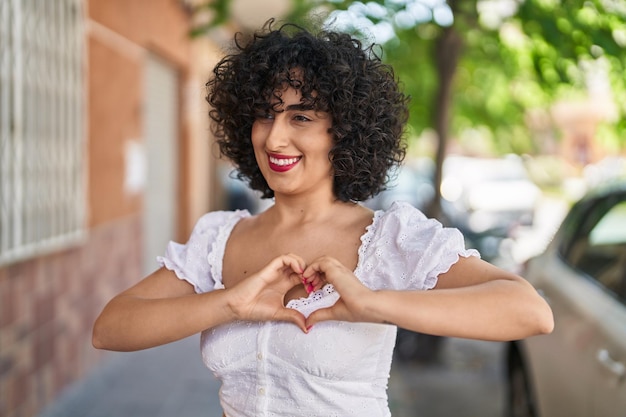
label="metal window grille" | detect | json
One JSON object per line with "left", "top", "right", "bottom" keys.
{"left": 0, "top": 0, "right": 85, "bottom": 265}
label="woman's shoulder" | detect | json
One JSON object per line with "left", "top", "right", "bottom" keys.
{"left": 369, "top": 200, "right": 454, "bottom": 245}
{"left": 360, "top": 201, "right": 478, "bottom": 290}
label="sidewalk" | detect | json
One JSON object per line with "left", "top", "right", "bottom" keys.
{"left": 37, "top": 335, "right": 504, "bottom": 417}
{"left": 37, "top": 336, "right": 224, "bottom": 417}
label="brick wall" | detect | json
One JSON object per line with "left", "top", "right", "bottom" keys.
{"left": 0, "top": 215, "right": 142, "bottom": 417}
{"left": 0, "top": 1, "right": 220, "bottom": 416}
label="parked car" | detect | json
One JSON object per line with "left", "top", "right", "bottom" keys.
{"left": 441, "top": 155, "right": 541, "bottom": 259}
{"left": 364, "top": 158, "right": 435, "bottom": 213}
{"left": 441, "top": 155, "right": 541, "bottom": 234}
{"left": 505, "top": 181, "right": 626, "bottom": 417}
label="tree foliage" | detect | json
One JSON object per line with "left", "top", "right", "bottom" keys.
{"left": 514, "top": 0, "right": 626, "bottom": 138}
{"left": 193, "top": 0, "right": 626, "bottom": 215}
{"left": 194, "top": 0, "right": 625, "bottom": 146}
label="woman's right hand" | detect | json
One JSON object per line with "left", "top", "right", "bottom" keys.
{"left": 93, "top": 253, "right": 310, "bottom": 352}
{"left": 226, "top": 253, "right": 309, "bottom": 332}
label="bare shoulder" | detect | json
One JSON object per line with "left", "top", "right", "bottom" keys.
{"left": 348, "top": 203, "right": 375, "bottom": 227}
{"left": 224, "top": 212, "right": 268, "bottom": 250}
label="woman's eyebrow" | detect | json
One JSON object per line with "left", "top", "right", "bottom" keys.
{"left": 285, "top": 103, "right": 315, "bottom": 111}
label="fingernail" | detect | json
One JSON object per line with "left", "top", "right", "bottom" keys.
{"left": 306, "top": 325, "right": 313, "bottom": 333}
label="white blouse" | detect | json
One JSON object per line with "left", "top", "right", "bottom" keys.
{"left": 157, "top": 201, "right": 479, "bottom": 417}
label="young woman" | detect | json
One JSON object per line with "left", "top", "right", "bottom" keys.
{"left": 93, "top": 20, "right": 553, "bottom": 417}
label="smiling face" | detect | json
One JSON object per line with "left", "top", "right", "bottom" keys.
{"left": 251, "top": 86, "right": 334, "bottom": 200}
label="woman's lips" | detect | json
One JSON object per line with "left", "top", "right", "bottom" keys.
{"left": 268, "top": 154, "right": 302, "bottom": 172}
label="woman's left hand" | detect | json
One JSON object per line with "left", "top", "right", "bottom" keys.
{"left": 302, "top": 256, "right": 380, "bottom": 328}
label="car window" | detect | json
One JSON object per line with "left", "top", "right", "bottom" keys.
{"left": 588, "top": 201, "right": 626, "bottom": 246}
{"left": 564, "top": 198, "right": 626, "bottom": 304}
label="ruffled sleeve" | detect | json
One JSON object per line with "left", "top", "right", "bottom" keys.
{"left": 357, "top": 201, "right": 479, "bottom": 291}
{"left": 156, "top": 210, "right": 249, "bottom": 293}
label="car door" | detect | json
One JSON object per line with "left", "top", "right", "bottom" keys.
{"left": 523, "top": 191, "right": 626, "bottom": 417}
{"left": 524, "top": 243, "right": 603, "bottom": 417}
{"left": 571, "top": 199, "right": 626, "bottom": 416}
{"left": 592, "top": 297, "right": 626, "bottom": 417}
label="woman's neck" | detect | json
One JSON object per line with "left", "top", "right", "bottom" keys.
{"left": 267, "top": 192, "right": 355, "bottom": 225}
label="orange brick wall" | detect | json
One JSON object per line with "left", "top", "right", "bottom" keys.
{"left": 0, "top": 1, "right": 206, "bottom": 416}
{"left": 87, "top": 0, "right": 193, "bottom": 228}
{"left": 0, "top": 216, "right": 142, "bottom": 417}
{"left": 87, "top": 35, "right": 143, "bottom": 225}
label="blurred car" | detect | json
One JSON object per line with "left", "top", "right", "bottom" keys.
{"left": 364, "top": 158, "right": 435, "bottom": 212}
{"left": 440, "top": 155, "right": 542, "bottom": 260}
{"left": 219, "top": 164, "right": 272, "bottom": 214}
{"left": 441, "top": 155, "right": 541, "bottom": 235}
{"left": 505, "top": 181, "right": 626, "bottom": 417}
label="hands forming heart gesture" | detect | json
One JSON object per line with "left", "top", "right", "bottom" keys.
{"left": 226, "top": 254, "right": 379, "bottom": 333}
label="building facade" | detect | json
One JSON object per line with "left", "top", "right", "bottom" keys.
{"left": 0, "top": 1, "right": 222, "bottom": 416}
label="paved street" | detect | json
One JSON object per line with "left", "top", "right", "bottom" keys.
{"left": 388, "top": 338, "right": 506, "bottom": 417}
{"left": 37, "top": 334, "right": 506, "bottom": 417}
{"left": 37, "top": 336, "right": 223, "bottom": 417}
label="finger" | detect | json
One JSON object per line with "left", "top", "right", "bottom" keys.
{"left": 266, "top": 254, "right": 301, "bottom": 276}
{"left": 275, "top": 308, "right": 307, "bottom": 333}
{"left": 309, "top": 281, "right": 321, "bottom": 292}
{"left": 261, "top": 255, "right": 306, "bottom": 286}
{"left": 305, "top": 305, "right": 337, "bottom": 328}
{"left": 303, "top": 256, "right": 344, "bottom": 281}
{"left": 303, "top": 280, "right": 315, "bottom": 294}
{"left": 302, "top": 256, "right": 326, "bottom": 276}
{"left": 302, "top": 261, "right": 325, "bottom": 278}
{"left": 304, "top": 274, "right": 325, "bottom": 292}
{"left": 282, "top": 253, "right": 306, "bottom": 275}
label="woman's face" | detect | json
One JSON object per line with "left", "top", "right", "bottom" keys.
{"left": 251, "top": 87, "right": 334, "bottom": 199}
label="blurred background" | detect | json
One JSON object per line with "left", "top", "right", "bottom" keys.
{"left": 0, "top": 1, "right": 624, "bottom": 417}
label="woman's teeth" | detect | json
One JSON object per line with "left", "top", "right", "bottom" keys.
{"left": 270, "top": 156, "right": 300, "bottom": 166}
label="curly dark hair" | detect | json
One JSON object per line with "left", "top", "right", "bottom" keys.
{"left": 206, "top": 19, "right": 409, "bottom": 202}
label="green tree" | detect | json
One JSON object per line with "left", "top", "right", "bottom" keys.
{"left": 192, "top": 0, "right": 626, "bottom": 218}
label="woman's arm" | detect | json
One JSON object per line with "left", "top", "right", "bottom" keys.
{"left": 303, "top": 256, "right": 554, "bottom": 341}
{"left": 374, "top": 256, "right": 554, "bottom": 340}
{"left": 93, "top": 254, "right": 309, "bottom": 352}
{"left": 92, "top": 268, "right": 234, "bottom": 351}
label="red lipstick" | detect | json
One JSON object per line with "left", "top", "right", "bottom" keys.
{"left": 268, "top": 153, "right": 301, "bottom": 172}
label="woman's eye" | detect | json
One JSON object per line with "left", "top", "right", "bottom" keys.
{"left": 294, "top": 114, "right": 311, "bottom": 122}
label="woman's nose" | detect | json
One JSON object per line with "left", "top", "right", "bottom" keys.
{"left": 265, "top": 117, "right": 289, "bottom": 150}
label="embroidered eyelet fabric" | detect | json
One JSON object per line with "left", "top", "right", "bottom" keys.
{"left": 157, "top": 201, "right": 479, "bottom": 417}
